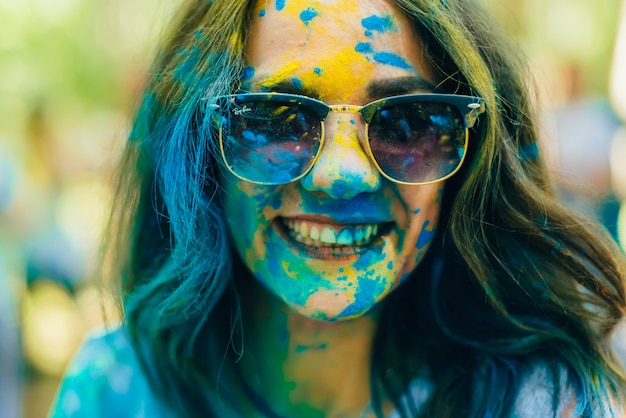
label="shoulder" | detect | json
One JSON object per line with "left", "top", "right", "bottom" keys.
{"left": 511, "top": 364, "right": 576, "bottom": 418}
{"left": 48, "top": 325, "right": 170, "bottom": 418}
{"left": 511, "top": 364, "right": 623, "bottom": 418}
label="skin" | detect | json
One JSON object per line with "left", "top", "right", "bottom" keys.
{"left": 221, "top": 0, "right": 445, "bottom": 415}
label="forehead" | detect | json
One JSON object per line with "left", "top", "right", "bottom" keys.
{"left": 245, "top": 0, "right": 435, "bottom": 101}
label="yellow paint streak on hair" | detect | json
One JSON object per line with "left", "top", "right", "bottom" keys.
{"left": 229, "top": 31, "right": 244, "bottom": 51}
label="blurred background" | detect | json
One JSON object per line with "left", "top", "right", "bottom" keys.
{"left": 0, "top": 0, "right": 625, "bottom": 416}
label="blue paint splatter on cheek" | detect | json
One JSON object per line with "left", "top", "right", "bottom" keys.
{"left": 313, "top": 67, "right": 323, "bottom": 76}
{"left": 349, "top": 119, "right": 355, "bottom": 125}
{"left": 259, "top": 9, "right": 266, "bottom": 17}
{"left": 373, "top": 52, "right": 412, "bottom": 70}
{"left": 355, "top": 42, "right": 373, "bottom": 54}
{"left": 276, "top": 0, "right": 286, "bottom": 11}
{"left": 412, "top": 208, "right": 421, "bottom": 215}
{"left": 361, "top": 15, "right": 394, "bottom": 32}
{"left": 269, "top": 257, "right": 279, "bottom": 275}
{"left": 364, "top": 30, "right": 372, "bottom": 37}
{"left": 387, "top": 261, "right": 393, "bottom": 270}
{"left": 299, "top": 7, "right": 318, "bottom": 25}
{"left": 416, "top": 220, "right": 436, "bottom": 249}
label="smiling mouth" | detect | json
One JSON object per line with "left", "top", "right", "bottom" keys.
{"left": 277, "top": 217, "right": 392, "bottom": 249}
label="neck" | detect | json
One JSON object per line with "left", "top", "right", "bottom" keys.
{"left": 238, "top": 277, "right": 387, "bottom": 417}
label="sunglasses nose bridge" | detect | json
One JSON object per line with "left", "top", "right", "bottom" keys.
{"left": 301, "top": 107, "right": 380, "bottom": 199}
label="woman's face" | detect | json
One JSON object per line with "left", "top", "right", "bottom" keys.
{"left": 222, "top": 0, "right": 444, "bottom": 321}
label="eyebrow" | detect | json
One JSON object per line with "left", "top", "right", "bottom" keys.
{"left": 251, "top": 79, "right": 320, "bottom": 99}
{"left": 367, "top": 76, "right": 436, "bottom": 98}
{"left": 248, "top": 75, "right": 436, "bottom": 100}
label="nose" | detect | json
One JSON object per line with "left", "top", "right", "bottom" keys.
{"left": 300, "top": 114, "right": 381, "bottom": 199}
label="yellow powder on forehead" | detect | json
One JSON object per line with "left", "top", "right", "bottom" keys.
{"left": 255, "top": 61, "right": 302, "bottom": 90}
{"left": 297, "top": 46, "right": 374, "bottom": 101}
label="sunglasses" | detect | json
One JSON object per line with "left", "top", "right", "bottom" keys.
{"left": 209, "top": 92, "right": 485, "bottom": 186}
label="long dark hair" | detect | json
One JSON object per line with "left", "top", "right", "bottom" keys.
{"left": 101, "top": 0, "right": 626, "bottom": 416}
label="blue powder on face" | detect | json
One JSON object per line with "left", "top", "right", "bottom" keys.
{"left": 349, "top": 119, "right": 355, "bottom": 125}
{"left": 291, "top": 77, "right": 303, "bottom": 90}
{"left": 373, "top": 52, "right": 412, "bottom": 69}
{"left": 242, "top": 66, "right": 255, "bottom": 80}
{"left": 337, "top": 278, "right": 379, "bottom": 318}
{"left": 387, "top": 261, "right": 393, "bottom": 270}
{"left": 313, "top": 67, "right": 323, "bottom": 76}
{"left": 276, "top": 0, "right": 286, "bottom": 11}
{"left": 355, "top": 42, "right": 373, "bottom": 54}
{"left": 364, "top": 30, "right": 373, "bottom": 37}
{"left": 416, "top": 220, "right": 436, "bottom": 249}
{"left": 412, "top": 208, "right": 421, "bottom": 214}
{"left": 259, "top": 8, "right": 266, "bottom": 16}
{"left": 361, "top": 15, "right": 394, "bottom": 32}
{"left": 300, "top": 7, "right": 318, "bottom": 25}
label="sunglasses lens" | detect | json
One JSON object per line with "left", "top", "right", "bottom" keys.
{"left": 368, "top": 102, "right": 467, "bottom": 184}
{"left": 219, "top": 98, "right": 321, "bottom": 184}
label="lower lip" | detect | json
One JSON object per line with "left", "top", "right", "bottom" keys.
{"left": 272, "top": 219, "right": 390, "bottom": 261}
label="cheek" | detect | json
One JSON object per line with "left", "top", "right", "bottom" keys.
{"left": 397, "top": 185, "right": 445, "bottom": 268}
{"left": 223, "top": 180, "right": 277, "bottom": 252}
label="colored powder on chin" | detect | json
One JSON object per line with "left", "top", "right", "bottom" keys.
{"left": 276, "top": 0, "right": 286, "bottom": 11}
{"left": 299, "top": 7, "right": 318, "bottom": 25}
{"left": 336, "top": 277, "right": 379, "bottom": 318}
{"left": 372, "top": 52, "right": 412, "bottom": 70}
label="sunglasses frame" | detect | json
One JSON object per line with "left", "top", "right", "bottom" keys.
{"left": 210, "top": 92, "right": 485, "bottom": 186}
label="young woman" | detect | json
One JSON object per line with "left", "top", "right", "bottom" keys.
{"left": 50, "top": 0, "right": 626, "bottom": 416}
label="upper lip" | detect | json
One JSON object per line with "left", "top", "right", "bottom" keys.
{"left": 279, "top": 214, "right": 391, "bottom": 225}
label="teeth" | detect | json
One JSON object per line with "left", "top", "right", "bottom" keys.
{"left": 320, "top": 227, "right": 337, "bottom": 244}
{"left": 310, "top": 225, "right": 320, "bottom": 240}
{"left": 284, "top": 219, "right": 384, "bottom": 247}
{"left": 336, "top": 228, "right": 353, "bottom": 245}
